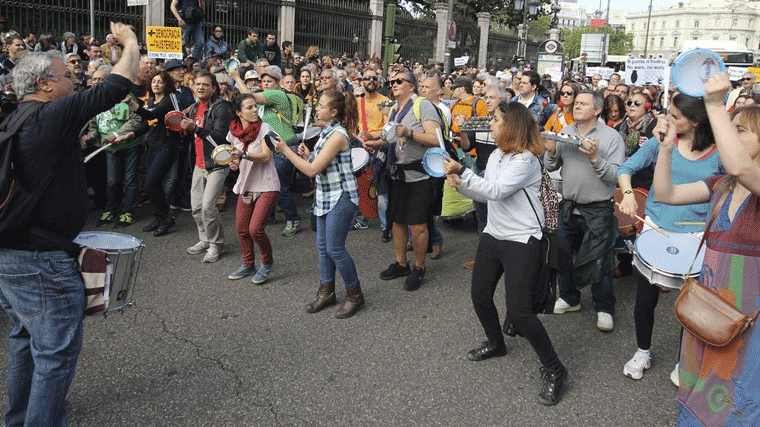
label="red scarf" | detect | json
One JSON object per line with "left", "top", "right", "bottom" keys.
{"left": 230, "top": 120, "right": 262, "bottom": 151}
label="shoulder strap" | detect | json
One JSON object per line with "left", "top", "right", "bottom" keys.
{"left": 360, "top": 95, "right": 368, "bottom": 132}
{"left": 471, "top": 98, "right": 478, "bottom": 116}
{"left": 687, "top": 181, "right": 730, "bottom": 275}
{"left": 523, "top": 187, "right": 544, "bottom": 229}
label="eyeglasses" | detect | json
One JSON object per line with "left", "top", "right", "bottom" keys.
{"left": 390, "top": 78, "right": 410, "bottom": 86}
{"left": 627, "top": 100, "right": 644, "bottom": 107}
{"left": 362, "top": 76, "right": 378, "bottom": 81}
{"left": 68, "top": 59, "right": 80, "bottom": 64}
{"left": 560, "top": 91, "right": 574, "bottom": 96}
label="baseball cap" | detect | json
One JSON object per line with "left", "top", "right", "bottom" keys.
{"left": 451, "top": 76, "right": 473, "bottom": 93}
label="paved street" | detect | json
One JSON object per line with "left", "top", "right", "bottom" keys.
{"left": 0, "top": 192, "right": 682, "bottom": 426}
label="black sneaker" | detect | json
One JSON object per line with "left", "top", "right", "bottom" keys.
{"left": 96, "top": 211, "right": 115, "bottom": 227}
{"left": 379, "top": 262, "right": 411, "bottom": 280}
{"left": 143, "top": 217, "right": 162, "bottom": 232}
{"left": 114, "top": 213, "right": 135, "bottom": 229}
{"left": 404, "top": 266, "right": 425, "bottom": 291}
{"left": 381, "top": 229, "right": 392, "bottom": 243}
{"left": 537, "top": 366, "right": 569, "bottom": 406}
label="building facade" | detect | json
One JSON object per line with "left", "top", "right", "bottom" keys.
{"left": 626, "top": 0, "right": 760, "bottom": 59}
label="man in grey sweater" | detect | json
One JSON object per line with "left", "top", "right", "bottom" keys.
{"left": 544, "top": 90, "right": 625, "bottom": 332}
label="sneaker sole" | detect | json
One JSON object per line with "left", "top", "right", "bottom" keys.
{"left": 379, "top": 271, "right": 411, "bottom": 280}
{"left": 251, "top": 275, "right": 268, "bottom": 284}
{"left": 597, "top": 323, "right": 614, "bottom": 332}
{"left": 670, "top": 368, "right": 679, "bottom": 387}
{"left": 553, "top": 305, "right": 581, "bottom": 315}
{"left": 623, "top": 366, "right": 646, "bottom": 380}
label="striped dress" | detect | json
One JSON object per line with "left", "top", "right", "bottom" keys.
{"left": 677, "top": 175, "right": 760, "bottom": 427}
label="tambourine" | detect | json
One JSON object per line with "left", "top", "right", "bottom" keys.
{"left": 671, "top": 49, "right": 726, "bottom": 98}
{"left": 541, "top": 131, "right": 583, "bottom": 146}
{"left": 165, "top": 111, "right": 187, "bottom": 132}
{"left": 422, "top": 147, "right": 448, "bottom": 178}
{"left": 380, "top": 121, "right": 399, "bottom": 144}
{"left": 351, "top": 147, "right": 369, "bottom": 173}
{"left": 211, "top": 144, "right": 233, "bottom": 166}
{"left": 225, "top": 58, "right": 240, "bottom": 74}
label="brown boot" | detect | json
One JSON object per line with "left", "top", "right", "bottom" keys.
{"left": 305, "top": 283, "right": 336, "bottom": 313}
{"left": 335, "top": 286, "right": 365, "bottom": 318}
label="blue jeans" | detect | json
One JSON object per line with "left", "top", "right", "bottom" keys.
{"left": 316, "top": 192, "right": 359, "bottom": 289}
{"left": 0, "top": 249, "right": 85, "bottom": 427}
{"left": 182, "top": 22, "right": 204, "bottom": 61}
{"left": 557, "top": 213, "right": 616, "bottom": 315}
{"left": 145, "top": 147, "right": 178, "bottom": 219}
{"left": 105, "top": 146, "right": 141, "bottom": 215}
{"left": 273, "top": 153, "right": 300, "bottom": 222}
{"left": 375, "top": 174, "right": 389, "bottom": 231}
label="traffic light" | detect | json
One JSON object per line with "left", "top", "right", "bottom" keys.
{"left": 393, "top": 43, "right": 402, "bottom": 63}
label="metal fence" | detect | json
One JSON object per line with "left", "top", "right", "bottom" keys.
{"left": 293, "top": 0, "right": 370, "bottom": 58}
{"left": 0, "top": 0, "right": 143, "bottom": 45}
{"left": 487, "top": 31, "right": 541, "bottom": 70}
{"left": 394, "top": 7, "right": 436, "bottom": 65}
{"left": 163, "top": 0, "right": 281, "bottom": 54}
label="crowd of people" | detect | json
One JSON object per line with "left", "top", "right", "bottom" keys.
{"left": 0, "top": 14, "right": 758, "bottom": 426}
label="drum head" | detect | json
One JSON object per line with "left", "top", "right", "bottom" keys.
{"left": 634, "top": 230, "right": 705, "bottom": 277}
{"left": 74, "top": 231, "right": 143, "bottom": 251}
{"left": 165, "top": 111, "right": 186, "bottom": 132}
{"left": 212, "top": 145, "right": 233, "bottom": 165}
{"left": 422, "top": 148, "right": 447, "bottom": 178}
{"left": 225, "top": 58, "right": 240, "bottom": 73}
{"left": 381, "top": 122, "right": 399, "bottom": 144}
{"left": 671, "top": 49, "right": 726, "bottom": 98}
{"left": 351, "top": 147, "right": 369, "bottom": 172}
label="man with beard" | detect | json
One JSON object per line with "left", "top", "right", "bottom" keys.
{"left": 352, "top": 68, "right": 388, "bottom": 233}
{"left": 64, "top": 53, "right": 86, "bottom": 91}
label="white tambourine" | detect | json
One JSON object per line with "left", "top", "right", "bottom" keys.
{"left": 671, "top": 49, "right": 726, "bottom": 98}
{"left": 380, "top": 121, "right": 399, "bottom": 144}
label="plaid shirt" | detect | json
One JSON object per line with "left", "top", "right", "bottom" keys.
{"left": 313, "top": 122, "right": 359, "bottom": 216}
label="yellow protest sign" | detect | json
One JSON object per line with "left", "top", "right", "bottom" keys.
{"left": 749, "top": 67, "right": 760, "bottom": 82}
{"left": 146, "top": 26, "right": 182, "bottom": 59}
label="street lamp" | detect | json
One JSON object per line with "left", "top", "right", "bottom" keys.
{"left": 515, "top": 0, "right": 539, "bottom": 59}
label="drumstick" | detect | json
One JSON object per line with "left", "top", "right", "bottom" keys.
{"left": 674, "top": 221, "right": 705, "bottom": 226}
{"left": 84, "top": 143, "right": 113, "bottom": 163}
{"left": 614, "top": 202, "right": 669, "bottom": 237}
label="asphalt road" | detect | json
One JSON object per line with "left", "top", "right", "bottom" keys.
{"left": 0, "top": 191, "right": 683, "bottom": 426}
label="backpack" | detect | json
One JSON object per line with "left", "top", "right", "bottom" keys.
{"left": 272, "top": 89, "right": 304, "bottom": 128}
{"left": 0, "top": 102, "right": 46, "bottom": 233}
{"left": 388, "top": 96, "right": 457, "bottom": 158}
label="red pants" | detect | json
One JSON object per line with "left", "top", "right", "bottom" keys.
{"left": 235, "top": 191, "right": 279, "bottom": 267}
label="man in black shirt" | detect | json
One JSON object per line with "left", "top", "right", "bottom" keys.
{"left": 0, "top": 22, "right": 139, "bottom": 427}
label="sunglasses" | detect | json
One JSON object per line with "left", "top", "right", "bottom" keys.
{"left": 362, "top": 76, "right": 378, "bottom": 81}
{"left": 627, "top": 100, "right": 645, "bottom": 107}
{"left": 742, "top": 77, "right": 755, "bottom": 81}
{"left": 560, "top": 91, "right": 574, "bottom": 96}
{"left": 390, "top": 78, "right": 410, "bottom": 86}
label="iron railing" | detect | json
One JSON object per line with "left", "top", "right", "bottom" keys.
{"left": 293, "top": 0, "right": 370, "bottom": 58}
{"left": 395, "top": 7, "right": 436, "bottom": 65}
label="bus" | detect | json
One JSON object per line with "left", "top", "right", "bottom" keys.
{"left": 671, "top": 40, "right": 753, "bottom": 67}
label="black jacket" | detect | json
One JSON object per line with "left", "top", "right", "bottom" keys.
{"left": 187, "top": 95, "right": 232, "bottom": 171}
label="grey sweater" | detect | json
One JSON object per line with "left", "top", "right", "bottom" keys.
{"left": 544, "top": 120, "right": 625, "bottom": 204}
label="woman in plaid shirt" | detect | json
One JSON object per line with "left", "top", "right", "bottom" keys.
{"left": 272, "top": 90, "right": 364, "bottom": 318}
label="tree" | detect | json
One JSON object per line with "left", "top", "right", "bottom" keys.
{"left": 405, "top": 0, "right": 553, "bottom": 28}
{"left": 561, "top": 26, "right": 634, "bottom": 59}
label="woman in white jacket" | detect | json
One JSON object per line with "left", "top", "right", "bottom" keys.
{"left": 444, "top": 101, "right": 567, "bottom": 406}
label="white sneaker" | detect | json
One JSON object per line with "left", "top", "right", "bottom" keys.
{"left": 203, "top": 244, "right": 221, "bottom": 263}
{"left": 670, "top": 363, "right": 680, "bottom": 387}
{"left": 553, "top": 298, "right": 581, "bottom": 314}
{"left": 623, "top": 351, "right": 652, "bottom": 380}
{"left": 187, "top": 241, "right": 209, "bottom": 254}
{"left": 597, "top": 312, "right": 614, "bottom": 331}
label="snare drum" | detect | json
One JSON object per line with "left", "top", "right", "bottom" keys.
{"left": 164, "top": 111, "right": 187, "bottom": 132}
{"left": 632, "top": 229, "right": 705, "bottom": 289}
{"left": 211, "top": 145, "right": 233, "bottom": 166}
{"left": 614, "top": 187, "right": 648, "bottom": 238}
{"left": 74, "top": 231, "right": 144, "bottom": 312}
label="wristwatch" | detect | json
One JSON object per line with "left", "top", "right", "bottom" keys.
{"left": 241, "top": 152, "right": 248, "bottom": 161}
{"left": 623, "top": 189, "right": 633, "bottom": 195}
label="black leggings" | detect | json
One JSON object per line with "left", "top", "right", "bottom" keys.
{"left": 471, "top": 234, "right": 562, "bottom": 371}
{"left": 634, "top": 274, "right": 661, "bottom": 350}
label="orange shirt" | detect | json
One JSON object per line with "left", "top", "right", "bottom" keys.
{"left": 544, "top": 109, "right": 574, "bottom": 133}
{"left": 358, "top": 93, "right": 389, "bottom": 134}
{"left": 450, "top": 96, "right": 488, "bottom": 133}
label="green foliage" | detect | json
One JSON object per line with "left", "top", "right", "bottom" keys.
{"left": 527, "top": 15, "right": 552, "bottom": 38}
{"left": 560, "top": 26, "right": 634, "bottom": 59}
{"left": 406, "top": 0, "right": 553, "bottom": 28}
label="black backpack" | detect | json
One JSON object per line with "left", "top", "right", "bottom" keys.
{"left": 0, "top": 102, "right": 46, "bottom": 233}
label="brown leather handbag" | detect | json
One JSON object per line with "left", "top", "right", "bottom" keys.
{"left": 674, "top": 189, "right": 760, "bottom": 347}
